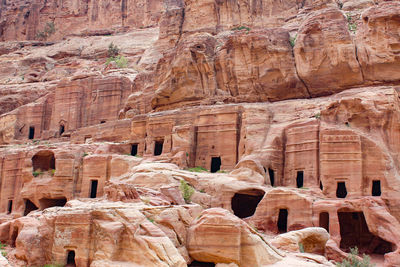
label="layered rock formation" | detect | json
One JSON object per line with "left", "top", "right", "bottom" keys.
{"left": 0, "top": 0, "right": 400, "bottom": 266}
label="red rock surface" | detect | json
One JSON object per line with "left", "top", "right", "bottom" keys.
{"left": 0, "top": 0, "right": 400, "bottom": 266}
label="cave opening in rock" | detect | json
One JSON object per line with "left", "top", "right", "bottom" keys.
{"left": 100, "top": 120, "right": 106, "bottom": 124}
{"left": 90, "top": 180, "right": 98, "bottom": 198}
{"left": 7, "top": 199, "right": 12, "bottom": 214}
{"left": 278, "top": 209, "right": 288, "bottom": 233}
{"left": 372, "top": 180, "right": 381, "bottom": 196}
{"left": 59, "top": 124, "right": 65, "bottom": 136}
{"left": 338, "top": 211, "right": 393, "bottom": 254}
{"left": 32, "top": 150, "right": 55, "bottom": 172}
{"left": 24, "top": 199, "right": 38, "bottom": 216}
{"left": 154, "top": 140, "right": 164, "bottom": 156}
{"left": 231, "top": 189, "right": 265, "bottom": 218}
{"left": 268, "top": 168, "right": 275, "bottom": 186}
{"left": 336, "top": 182, "right": 347, "bottom": 198}
{"left": 319, "top": 212, "right": 329, "bottom": 232}
{"left": 28, "top": 126, "right": 35, "bottom": 139}
{"left": 39, "top": 198, "right": 67, "bottom": 210}
{"left": 131, "top": 143, "right": 138, "bottom": 156}
{"left": 320, "top": 181, "right": 323, "bottom": 190}
{"left": 210, "top": 156, "right": 221, "bottom": 173}
{"left": 66, "top": 250, "right": 76, "bottom": 266}
{"left": 188, "top": 261, "right": 215, "bottom": 267}
{"left": 296, "top": 171, "right": 304, "bottom": 188}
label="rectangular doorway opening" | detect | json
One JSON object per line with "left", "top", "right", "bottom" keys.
{"left": 154, "top": 140, "right": 164, "bottom": 156}
{"left": 210, "top": 157, "right": 221, "bottom": 173}
{"left": 336, "top": 182, "right": 347, "bottom": 198}
{"left": 319, "top": 212, "right": 329, "bottom": 232}
{"left": 29, "top": 126, "right": 35, "bottom": 139}
{"left": 277, "top": 209, "right": 288, "bottom": 233}
{"left": 131, "top": 144, "right": 138, "bottom": 156}
{"left": 90, "top": 180, "right": 98, "bottom": 198}
{"left": 7, "top": 200, "right": 13, "bottom": 214}
{"left": 296, "top": 171, "right": 304, "bottom": 188}
{"left": 372, "top": 180, "right": 381, "bottom": 196}
{"left": 67, "top": 250, "right": 76, "bottom": 266}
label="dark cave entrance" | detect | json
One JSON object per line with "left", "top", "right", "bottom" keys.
{"left": 90, "top": 180, "right": 98, "bottom": 198}
{"left": 277, "top": 209, "right": 288, "bottom": 233}
{"left": 268, "top": 168, "right": 275, "bottom": 186}
{"left": 320, "top": 181, "right": 323, "bottom": 190}
{"left": 28, "top": 126, "right": 35, "bottom": 139}
{"left": 39, "top": 197, "right": 67, "bottom": 210}
{"left": 338, "top": 211, "right": 393, "bottom": 254}
{"left": 66, "top": 250, "right": 76, "bottom": 266}
{"left": 131, "top": 143, "right": 138, "bottom": 156}
{"left": 59, "top": 124, "right": 65, "bottom": 136}
{"left": 319, "top": 212, "right": 329, "bottom": 232}
{"left": 188, "top": 261, "right": 215, "bottom": 267}
{"left": 210, "top": 157, "right": 221, "bottom": 173}
{"left": 372, "top": 180, "right": 381, "bottom": 196}
{"left": 7, "top": 199, "right": 12, "bottom": 214}
{"left": 336, "top": 182, "right": 347, "bottom": 198}
{"left": 296, "top": 171, "right": 304, "bottom": 188}
{"left": 231, "top": 189, "right": 265, "bottom": 218}
{"left": 32, "top": 151, "right": 55, "bottom": 172}
{"left": 24, "top": 199, "right": 38, "bottom": 216}
{"left": 154, "top": 140, "right": 164, "bottom": 156}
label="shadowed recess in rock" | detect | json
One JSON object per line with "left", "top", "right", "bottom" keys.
{"left": 23, "top": 199, "right": 38, "bottom": 216}
{"left": 231, "top": 189, "right": 265, "bottom": 218}
{"left": 32, "top": 150, "right": 55, "bottom": 171}
{"left": 39, "top": 197, "right": 67, "bottom": 210}
{"left": 372, "top": 180, "right": 381, "bottom": 196}
{"left": 278, "top": 209, "right": 288, "bottom": 233}
{"left": 210, "top": 156, "right": 221, "bottom": 173}
{"left": 338, "top": 211, "right": 393, "bottom": 254}
{"left": 188, "top": 261, "right": 215, "bottom": 267}
{"left": 319, "top": 212, "right": 329, "bottom": 232}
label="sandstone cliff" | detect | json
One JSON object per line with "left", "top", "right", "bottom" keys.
{"left": 0, "top": 0, "right": 400, "bottom": 266}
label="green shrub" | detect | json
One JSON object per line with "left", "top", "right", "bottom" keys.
{"left": 36, "top": 22, "right": 56, "bottom": 40}
{"left": 290, "top": 35, "right": 297, "bottom": 47}
{"left": 187, "top": 166, "right": 208, "bottom": 173}
{"left": 108, "top": 42, "right": 120, "bottom": 58}
{"left": 50, "top": 169, "right": 56, "bottom": 176}
{"left": 314, "top": 112, "right": 321, "bottom": 119}
{"left": 346, "top": 13, "right": 357, "bottom": 33}
{"left": 106, "top": 55, "right": 128, "bottom": 68}
{"left": 180, "top": 180, "right": 195, "bottom": 203}
{"left": 32, "top": 170, "right": 43, "bottom": 177}
{"left": 231, "top": 26, "right": 251, "bottom": 34}
{"left": 336, "top": 247, "right": 375, "bottom": 267}
{"left": 0, "top": 242, "right": 6, "bottom": 258}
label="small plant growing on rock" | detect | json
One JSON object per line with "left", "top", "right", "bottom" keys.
{"left": 231, "top": 26, "right": 251, "bottom": 34}
{"left": 346, "top": 13, "right": 357, "bottom": 34}
{"left": 187, "top": 166, "right": 208, "bottom": 173}
{"left": 314, "top": 112, "right": 321, "bottom": 119}
{"left": 289, "top": 35, "right": 297, "bottom": 47}
{"left": 108, "top": 43, "right": 120, "bottom": 57}
{"left": 180, "top": 180, "right": 195, "bottom": 203}
{"left": 32, "top": 170, "right": 43, "bottom": 177}
{"left": 106, "top": 43, "right": 128, "bottom": 68}
{"left": 36, "top": 22, "right": 56, "bottom": 40}
{"left": 0, "top": 242, "right": 6, "bottom": 258}
{"left": 336, "top": 247, "right": 375, "bottom": 267}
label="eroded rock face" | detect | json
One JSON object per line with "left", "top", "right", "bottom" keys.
{"left": 1, "top": 0, "right": 400, "bottom": 266}
{"left": 0, "top": 0, "right": 163, "bottom": 41}
{"left": 356, "top": 2, "right": 400, "bottom": 82}
{"left": 187, "top": 208, "right": 283, "bottom": 266}
{"left": 294, "top": 8, "right": 363, "bottom": 95}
